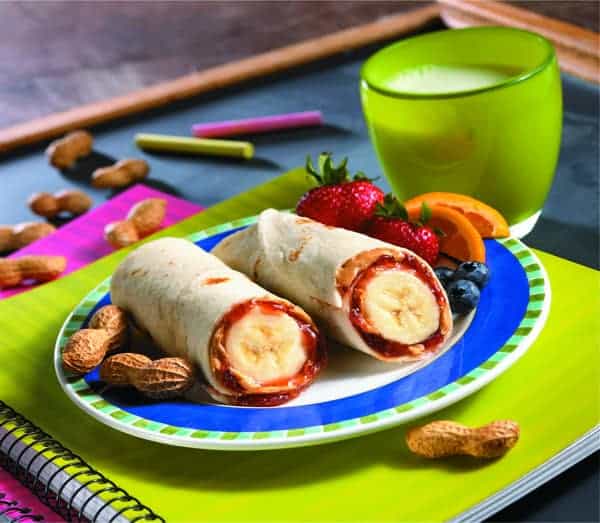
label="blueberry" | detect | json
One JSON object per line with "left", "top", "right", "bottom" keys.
{"left": 454, "top": 261, "right": 490, "bottom": 288}
{"left": 434, "top": 267, "right": 455, "bottom": 288}
{"left": 446, "top": 279, "right": 480, "bottom": 314}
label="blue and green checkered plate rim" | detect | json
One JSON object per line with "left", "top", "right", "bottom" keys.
{"left": 55, "top": 215, "right": 550, "bottom": 449}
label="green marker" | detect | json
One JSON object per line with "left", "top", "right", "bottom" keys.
{"left": 135, "top": 133, "right": 254, "bottom": 159}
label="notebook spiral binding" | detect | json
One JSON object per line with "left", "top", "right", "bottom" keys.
{"left": 0, "top": 402, "right": 164, "bottom": 523}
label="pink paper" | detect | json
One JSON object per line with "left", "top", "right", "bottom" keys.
{"left": 0, "top": 466, "right": 63, "bottom": 521}
{"left": 1, "top": 184, "right": 202, "bottom": 300}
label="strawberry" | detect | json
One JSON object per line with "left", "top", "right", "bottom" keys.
{"left": 296, "top": 153, "right": 383, "bottom": 231}
{"left": 366, "top": 194, "right": 440, "bottom": 265}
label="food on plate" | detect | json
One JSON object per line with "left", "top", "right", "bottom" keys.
{"left": 365, "top": 194, "right": 439, "bottom": 265}
{"left": 0, "top": 222, "right": 56, "bottom": 252}
{"left": 100, "top": 353, "right": 195, "bottom": 400}
{"left": 62, "top": 305, "right": 129, "bottom": 374}
{"left": 0, "top": 255, "right": 66, "bottom": 289}
{"left": 293, "top": 154, "right": 503, "bottom": 262}
{"left": 433, "top": 261, "right": 490, "bottom": 314}
{"left": 404, "top": 192, "right": 510, "bottom": 238}
{"left": 92, "top": 158, "right": 149, "bottom": 188}
{"left": 445, "top": 279, "right": 480, "bottom": 314}
{"left": 406, "top": 419, "right": 520, "bottom": 459}
{"left": 111, "top": 238, "right": 325, "bottom": 406}
{"left": 104, "top": 198, "right": 167, "bottom": 249}
{"left": 454, "top": 261, "right": 490, "bottom": 288}
{"left": 45, "top": 130, "right": 93, "bottom": 169}
{"left": 433, "top": 267, "right": 455, "bottom": 288}
{"left": 296, "top": 153, "right": 384, "bottom": 231}
{"left": 213, "top": 209, "right": 452, "bottom": 362}
{"left": 28, "top": 189, "right": 92, "bottom": 218}
{"left": 407, "top": 203, "right": 486, "bottom": 263}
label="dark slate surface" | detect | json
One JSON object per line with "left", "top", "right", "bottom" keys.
{"left": 0, "top": 42, "right": 598, "bottom": 522}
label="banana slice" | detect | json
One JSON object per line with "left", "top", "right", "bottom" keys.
{"left": 362, "top": 270, "right": 440, "bottom": 345}
{"left": 225, "top": 307, "right": 307, "bottom": 386}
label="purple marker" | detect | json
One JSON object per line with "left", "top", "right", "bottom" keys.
{"left": 192, "top": 110, "right": 323, "bottom": 138}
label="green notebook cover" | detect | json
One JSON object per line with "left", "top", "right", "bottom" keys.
{"left": 0, "top": 168, "right": 598, "bottom": 522}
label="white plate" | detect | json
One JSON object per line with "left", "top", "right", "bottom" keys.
{"left": 55, "top": 217, "right": 550, "bottom": 450}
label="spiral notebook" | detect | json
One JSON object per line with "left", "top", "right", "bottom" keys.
{"left": 0, "top": 402, "right": 162, "bottom": 523}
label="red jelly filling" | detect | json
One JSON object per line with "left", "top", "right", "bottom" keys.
{"left": 213, "top": 299, "right": 326, "bottom": 406}
{"left": 349, "top": 255, "right": 448, "bottom": 359}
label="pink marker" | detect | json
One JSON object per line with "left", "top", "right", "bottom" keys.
{"left": 192, "top": 111, "right": 323, "bottom": 138}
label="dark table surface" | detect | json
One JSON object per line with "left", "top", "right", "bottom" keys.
{"left": 1, "top": 2, "right": 599, "bottom": 522}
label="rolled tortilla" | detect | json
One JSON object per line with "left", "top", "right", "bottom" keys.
{"left": 213, "top": 209, "right": 452, "bottom": 362}
{"left": 110, "top": 237, "right": 325, "bottom": 406}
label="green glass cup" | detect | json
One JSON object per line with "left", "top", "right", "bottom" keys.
{"left": 360, "top": 27, "right": 562, "bottom": 237}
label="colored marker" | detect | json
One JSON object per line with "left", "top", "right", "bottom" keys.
{"left": 191, "top": 111, "right": 323, "bottom": 138}
{"left": 135, "top": 133, "right": 254, "bottom": 159}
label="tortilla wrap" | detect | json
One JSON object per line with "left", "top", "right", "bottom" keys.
{"left": 213, "top": 210, "right": 452, "bottom": 362}
{"left": 111, "top": 237, "right": 325, "bottom": 406}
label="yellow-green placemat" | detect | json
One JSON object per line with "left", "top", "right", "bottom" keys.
{"left": 0, "top": 168, "right": 598, "bottom": 522}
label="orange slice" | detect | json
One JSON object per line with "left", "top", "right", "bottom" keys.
{"left": 405, "top": 192, "right": 509, "bottom": 238}
{"left": 408, "top": 204, "right": 486, "bottom": 263}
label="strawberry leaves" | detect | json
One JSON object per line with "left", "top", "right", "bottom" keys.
{"left": 305, "top": 153, "right": 376, "bottom": 186}
{"left": 352, "top": 171, "right": 369, "bottom": 181}
{"left": 419, "top": 201, "right": 432, "bottom": 224}
{"left": 375, "top": 194, "right": 436, "bottom": 228}
{"left": 306, "top": 153, "right": 349, "bottom": 186}
{"left": 375, "top": 193, "right": 408, "bottom": 220}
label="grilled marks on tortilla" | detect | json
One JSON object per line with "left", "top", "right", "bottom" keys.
{"left": 287, "top": 235, "right": 312, "bottom": 262}
{"left": 252, "top": 256, "right": 262, "bottom": 280}
{"left": 295, "top": 216, "right": 335, "bottom": 229}
{"left": 310, "top": 295, "right": 337, "bottom": 312}
{"left": 202, "top": 277, "right": 230, "bottom": 285}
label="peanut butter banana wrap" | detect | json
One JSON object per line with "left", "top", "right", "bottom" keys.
{"left": 111, "top": 238, "right": 325, "bottom": 406}
{"left": 213, "top": 210, "right": 452, "bottom": 362}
